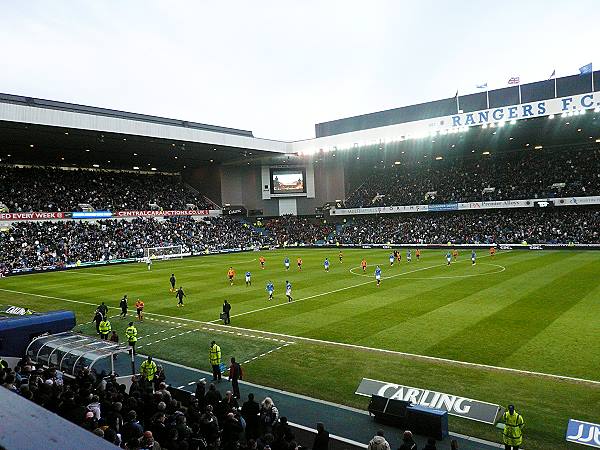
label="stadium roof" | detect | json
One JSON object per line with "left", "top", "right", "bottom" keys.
{"left": 315, "top": 70, "right": 600, "bottom": 137}
{"left": 0, "top": 93, "right": 291, "bottom": 171}
{"left": 0, "top": 93, "right": 254, "bottom": 137}
{"left": 1, "top": 69, "right": 600, "bottom": 171}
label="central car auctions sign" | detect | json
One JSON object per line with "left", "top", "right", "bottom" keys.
{"left": 114, "top": 210, "right": 211, "bottom": 217}
{"left": 0, "top": 212, "right": 64, "bottom": 220}
{"left": 355, "top": 378, "right": 501, "bottom": 424}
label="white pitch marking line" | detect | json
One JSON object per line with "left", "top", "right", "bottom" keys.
{"left": 6, "top": 253, "right": 600, "bottom": 385}
{"left": 212, "top": 252, "right": 503, "bottom": 322}
{"left": 142, "top": 314, "right": 600, "bottom": 386}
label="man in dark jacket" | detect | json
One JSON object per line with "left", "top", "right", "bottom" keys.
{"left": 229, "top": 357, "right": 243, "bottom": 399}
{"left": 92, "top": 310, "right": 103, "bottom": 334}
{"left": 313, "top": 422, "right": 330, "bottom": 450}
{"left": 222, "top": 412, "right": 243, "bottom": 450}
{"left": 204, "top": 382, "right": 222, "bottom": 408}
{"left": 121, "top": 410, "right": 144, "bottom": 443}
{"left": 241, "top": 393, "right": 261, "bottom": 440}
{"left": 223, "top": 300, "right": 232, "bottom": 324}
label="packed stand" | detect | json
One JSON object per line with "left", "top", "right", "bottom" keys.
{"left": 264, "top": 216, "right": 333, "bottom": 246}
{"left": 0, "top": 166, "right": 213, "bottom": 212}
{"left": 0, "top": 217, "right": 270, "bottom": 273}
{"left": 346, "top": 145, "right": 600, "bottom": 207}
{"left": 336, "top": 207, "right": 600, "bottom": 245}
{"left": 0, "top": 357, "right": 320, "bottom": 450}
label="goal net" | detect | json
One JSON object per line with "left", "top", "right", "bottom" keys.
{"left": 143, "top": 245, "right": 184, "bottom": 261}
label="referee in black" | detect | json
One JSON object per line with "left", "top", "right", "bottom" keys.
{"left": 175, "top": 287, "right": 186, "bottom": 307}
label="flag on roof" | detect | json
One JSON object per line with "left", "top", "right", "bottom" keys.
{"left": 507, "top": 77, "right": 520, "bottom": 85}
{"left": 579, "top": 63, "right": 592, "bottom": 74}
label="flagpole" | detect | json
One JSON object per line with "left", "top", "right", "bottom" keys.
{"left": 518, "top": 84, "right": 522, "bottom": 104}
{"left": 455, "top": 91, "right": 460, "bottom": 113}
{"left": 554, "top": 74, "right": 557, "bottom": 98}
{"left": 486, "top": 89, "right": 489, "bottom": 109}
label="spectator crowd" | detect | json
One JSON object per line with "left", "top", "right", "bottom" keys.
{"left": 263, "top": 216, "right": 333, "bottom": 246}
{"left": 0, "top": 166, "right": 213, "bottom": 212}
{"left": 346, "top": 144, "right": 600, "bottom": 207}
{"left": 2, "top": 207, "right": 599, "bottom": 274}
{"left": 335, "top": 207, "right": 600, "bottom": 245}
{"left": 1, "top": 356, "right": 324, "bottom": 450}
{"left": 0, "top": 217, "right": 268, "bottom": 273}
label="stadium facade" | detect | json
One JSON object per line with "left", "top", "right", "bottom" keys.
{"left": 1, "top": 69, "right": 599, "bottom": 218}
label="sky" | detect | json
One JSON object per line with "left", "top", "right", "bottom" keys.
{"left": 1, "top": 1, "right": 598, "bottom": 141}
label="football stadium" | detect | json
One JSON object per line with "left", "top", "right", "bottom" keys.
{"left": 1, "top": 5, "right": 600, "bottom": 450}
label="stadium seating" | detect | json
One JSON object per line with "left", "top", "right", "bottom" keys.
{"left": 264, "top": 216, "right": 334, "bottom": 246}
{"left": 2, "top": 208, "right": 599, "bottom": 275}
{"left": 0, "top": 166, "right": 213, "bottom": 212}
{"left": 335, "top": 207, "right": 600, "bottom": 245}
{"left": 345, "top": 144, "right": 600, "bottom": 207}
{"left": 0, "top": 217, "right": 268, "bottom": 273}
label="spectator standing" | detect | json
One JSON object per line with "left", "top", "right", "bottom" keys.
{"left": 205, "top": 383, "right": 222, "bottom": 409}
{"left": 398, "top": 430, "right": 418, "bottom": 450}
{"left": 242, "top": 393, "right": 261, "bottom": 440}
{"left": 313, "top": 422, "right": 330, "bottom": 450}
{"left": 222, "top": 412, "right": 243, "bottom": 450}
{"left": 121, "top": 410, "right": 144, "bottom": 443}
{"left": 260, "top": 397, "right": 279, "bottom": 435}
{"left": 368, "top": 430, "right": 391, "bottom": 450}
{"left": 139, "top": 430, "right": 161, "bottom": 450}
{"left": 228, "top": 357, "right": 243, "bottom": 399}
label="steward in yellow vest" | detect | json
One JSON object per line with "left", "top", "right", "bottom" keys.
{"left": 501, "top": 404, "right": 524, "bottom": 449}
{"left": 99, "top": 319, "right": 111, "bottom": 340}
{"left": 209, "top": 341, "right": 222, "bottom": 382}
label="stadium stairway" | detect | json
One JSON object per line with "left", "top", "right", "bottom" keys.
{"left": 107, "top": 354, "right": 502, "bottom": 449}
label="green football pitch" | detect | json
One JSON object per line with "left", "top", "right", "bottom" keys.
{"left": 1, "top": 248, "right": 599, "bottom": 449}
